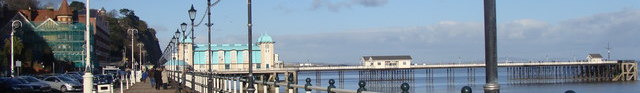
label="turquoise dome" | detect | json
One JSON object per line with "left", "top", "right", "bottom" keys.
{"left": 257, "top": 34, "right": 273, "bottom": 43}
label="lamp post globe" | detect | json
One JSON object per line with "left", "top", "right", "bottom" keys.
{"left": 180, "top": 23, "right": 188, "bottom": 33}
{"left": 189, "top": 5, "right": 197, "bottom": 21}
{"left": 175, "top": 30, "right": 181, "bottom": 38}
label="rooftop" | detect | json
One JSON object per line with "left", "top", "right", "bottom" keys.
{"left": 363, "top": 55, "right": 412, "bottom": 60}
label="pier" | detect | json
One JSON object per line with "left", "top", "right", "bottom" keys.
{"left": 164, "top": 60, "right": 637, "bottom": 93}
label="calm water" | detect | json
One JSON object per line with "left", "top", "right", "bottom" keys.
{"left": 287, "top": 68, "right": 640, "bottom": 93}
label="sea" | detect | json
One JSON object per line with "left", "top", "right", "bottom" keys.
{"left": 285, "top": 68, "right": 640, "bottom": 93}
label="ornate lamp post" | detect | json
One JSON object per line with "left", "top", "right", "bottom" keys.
{"left": 10, "top": 20, "right": 21, "bottom": 78}
{"left": 205, "top": 0, "right": 215, "bottom": 93}
{"left": 187, "top": 4, "right": 197, "bottom": 91}
{"left": 179, "top": 22, "right": 188, "bottom": 92}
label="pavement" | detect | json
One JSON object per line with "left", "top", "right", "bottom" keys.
{"left": 121, "top": 81, "right": 179, "bottom": 93}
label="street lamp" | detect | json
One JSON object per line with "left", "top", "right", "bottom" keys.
{"left": 204, "top": 0, "right": 215, "bottom": 93}
{"left": 10, "top": 20, "right": 21, "bottom": 78}
{"left": 246, "top": 0, "right": 256, "bottom": 92}
{"left": 128, "top": 28, "right": 139, "bottom": 84}
{"left": 82, "top": 0, "right": 94, "bottom": 92}
{"left": 138, "top": 43, "right": 145, "bottom": 73}
{"left": 483, "top": 0, "right": 500, "bottom": 93}
{"left": 179, "top": 22, "right": 187, "bottom": 92}
{"left": 187, "top": 4, "right": 197, "bottom": 92}
{"left": 173, "top": 29, "right": 182, "bottom": 92}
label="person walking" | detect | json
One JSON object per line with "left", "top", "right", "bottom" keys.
{"left": 154, "top": 68, "right": 163, "bottom": 90}
{"left": 149, "top": 67, "right": 156, "bottom": 87}
{"left": 141, "top": 69, "right": 148, "bottom": 82}
{"left": 161, "top": 67, "right": 169, "bottom": 89}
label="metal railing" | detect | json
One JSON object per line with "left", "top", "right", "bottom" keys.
{"left": 167, "top": 70, "right": 390, "bottom": 93}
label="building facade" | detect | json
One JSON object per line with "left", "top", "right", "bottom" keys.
{"left": 587, "top": 54, "right": 604, "bottom": 62}
{"left": 362, "top": 55, "right": 412, "bottom": 68}
{"left": 16, "top": 0, "right": 111, "bottom": 68}
{"left": 169, "top": 34, "right": 282, "bottom": 71}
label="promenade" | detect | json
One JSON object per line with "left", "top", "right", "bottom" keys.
{"left": 123, "top": 81, "right": 178, "bottom": 93}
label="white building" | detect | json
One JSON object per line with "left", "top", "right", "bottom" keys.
{"left": 587, "top": 54, "right": 603, "bottom": 62}
{"left": 362, "top": 55, "right": 412, "bottom": 68}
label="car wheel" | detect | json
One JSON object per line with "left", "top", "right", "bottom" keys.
{"left": 61, "top": 86, "right": 67, "bottom": 92}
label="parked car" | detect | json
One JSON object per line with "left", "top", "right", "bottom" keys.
{"left": 59, "top": 74, "right": 83, "bottom": 82}
{"left": 42, "top": 76, "right": 83, "bottom": 92}
{"left": 16, "top": 76, "right": 52, "bottom": 93}
{"left": 0, "top": 77, "right": 35, "bottom": 93}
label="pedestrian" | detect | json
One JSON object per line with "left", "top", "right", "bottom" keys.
{"left": 161, "top": 67, "right": 169, "bottom": 89}
{"left": 154, "top": 68, "right": 163, "bottom": 90}
{"left": 141, "top": 69, "right": 148, "bottom": 82}
{"left": 149, "top": 67, "right": 156, "bottom": 87}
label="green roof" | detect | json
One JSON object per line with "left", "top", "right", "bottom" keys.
{"left": 257, "top": 34, "right": 273, "bottom": 43}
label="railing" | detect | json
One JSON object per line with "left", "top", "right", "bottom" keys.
{"left": 167, "top": 70, "right": 392, "bottom": 93}
{"left": 202, "top": 61, "right": 619, "bottom": 72}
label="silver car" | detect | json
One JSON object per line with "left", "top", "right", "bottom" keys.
{"left": 42, "top": 76, "right": 83, "bottom": 92}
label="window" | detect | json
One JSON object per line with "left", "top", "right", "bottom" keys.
{"left": 403, "top": 62, "right": 406, "bottom": 65}
{"left": 377, "top": 62, "right": 381, "bottom": 65}
{"left": 370, "top": 63, "right": 373, "bottom": 66}
{"left": 257, "top": 64, "right": 261, "bottom": 69}
{"left": 266, "top": 64, "right": 270, "bottom": 68}
{"left": 225, "top": 64, "right": 230, "bottom": 69}
{"left": 44, "top": 78, "right": 56, "bottom": 82}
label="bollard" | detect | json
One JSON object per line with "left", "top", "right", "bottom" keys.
{"left": 305, "top": 78, "right": 312, "bottom": 93}
{"left": 401, "top": 83, "right": 410, "bottom": 93}
{"left": 565, "top": 90, "right": 576, "bottom": 93}
{"left": 357, "top": 80, "right": 367, "bottom": 93}
{"left": 327, "top": 79, "right": 336, "bottom": 93}
{"left": 288, "top": 74, "right": 295, "bottom": 93}
{"left": 461, "top": 86, "right": 472, "bottom": 93}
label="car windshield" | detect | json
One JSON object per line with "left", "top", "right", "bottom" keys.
{"left": 59, "top": 77, "right": 76, "bottom": 82}
{"left": 21, "top": 77, "right": 40, "bottom": 82}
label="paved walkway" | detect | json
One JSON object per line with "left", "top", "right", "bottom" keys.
{"left": 123, "top": 81, "right": 179, "bottom": 93}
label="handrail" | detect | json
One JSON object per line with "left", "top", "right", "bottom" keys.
{"left": 169, "top": 70, "right": 381, "bottom": 93}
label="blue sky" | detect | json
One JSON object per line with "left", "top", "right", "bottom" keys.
{"left": 62, "top": 0, "right": 640, "bottom": 64}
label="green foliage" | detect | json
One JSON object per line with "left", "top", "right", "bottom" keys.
{"left": 2, "top": 0, "right": 39, "bottom": 10}
{"left": 106, "top": 8, "right": 162, "bottom": 66}
{"left": 69, "top": 1, "right": 85, "bottom": 11}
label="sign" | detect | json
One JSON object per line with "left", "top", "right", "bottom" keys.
{"left": 16, "top": 61, "right": 21, "bottom": 67}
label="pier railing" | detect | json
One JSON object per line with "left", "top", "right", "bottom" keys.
{"left": 167, "top": 70, "right": 386, "bottom": 93}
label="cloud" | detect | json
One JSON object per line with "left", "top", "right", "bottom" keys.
{"left": 180, "top": 9, "right": 640, "bottom": 64}
{"left": 269, "top": 9, "right": 640, "bottom": 64}
{"left": 311, "top": 0, "right": 388, "bottom": 12}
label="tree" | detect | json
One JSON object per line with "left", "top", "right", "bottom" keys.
{"left": 69, "top": 1, "right": 85, "bottom": 11}
{"left": 1, "top": 37, "right": 24, "bottom": 76}
{"left": 2, "top": 0, "right": 39, "bottom": 10}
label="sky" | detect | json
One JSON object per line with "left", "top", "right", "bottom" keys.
{"left": 59, "top": 0, "right": 640, "bottom": 65}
